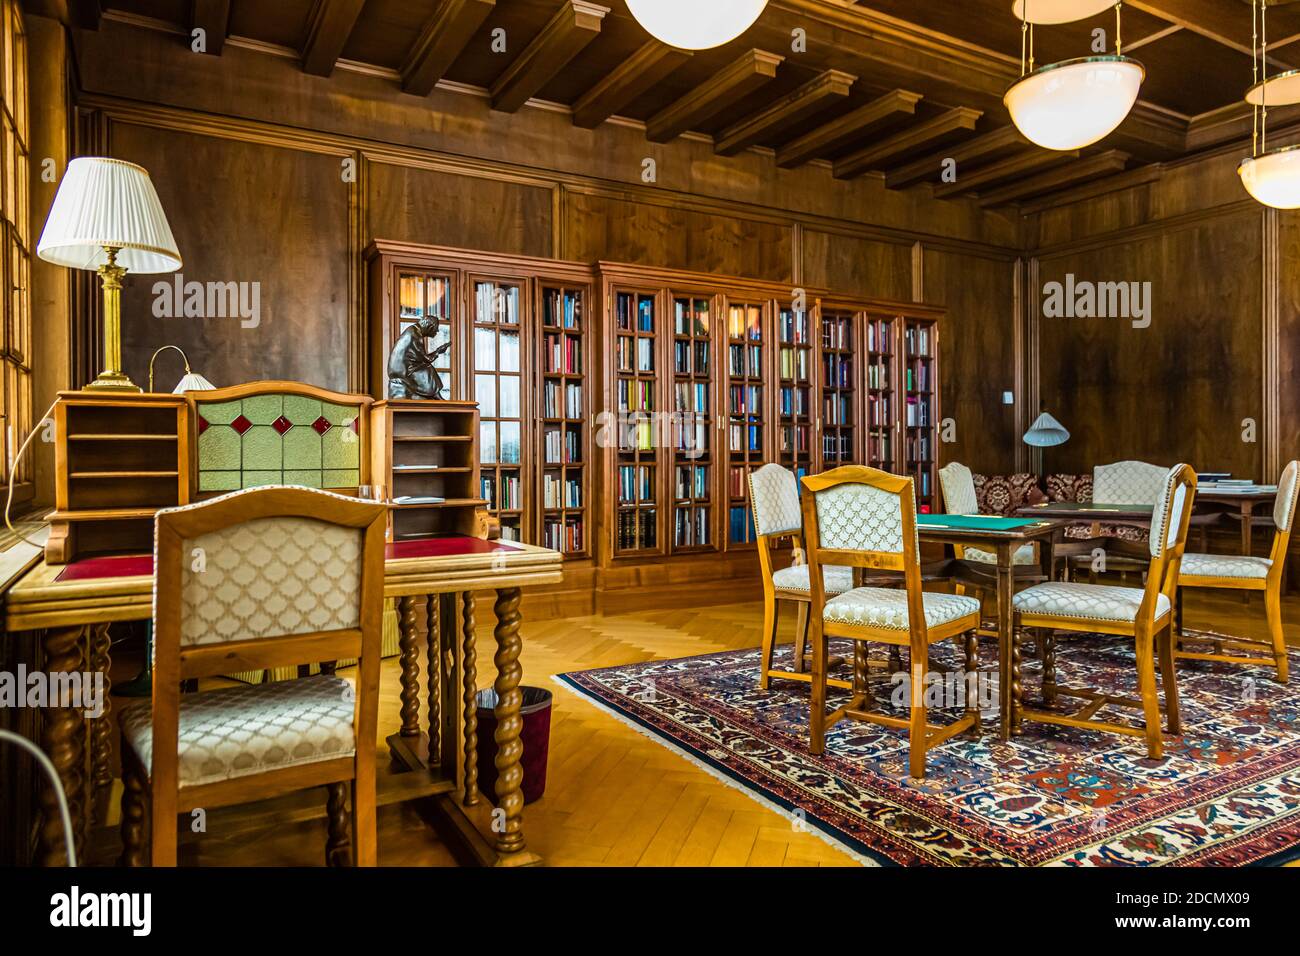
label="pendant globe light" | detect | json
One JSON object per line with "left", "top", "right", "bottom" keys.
{"left": 1239, "top": 0, "right": 1300, "bottom": 208}
{"left": 625, "top": 0, "right": 768, "bottom": 50}
{"left": 1004, "top": 1, "right": 1145, "bottom": 151}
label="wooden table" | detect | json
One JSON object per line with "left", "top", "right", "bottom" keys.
{"left": 916, "top": 514, "right": 1066, "bottom": 741}
{"left": 3, "top": 534, "right": 563, "bottom": 868}
{"left": 1197, "top": 485, "right": 1278, "bottom": 557}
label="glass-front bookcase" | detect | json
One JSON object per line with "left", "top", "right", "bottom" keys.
{"left": 865, "top": 314, "right": 895, "bottom": 472}
{"left": 777, "top": 302, "right": 813, "bottom": 483}
{"left": 472, "top": 277, "right": 525, "bottom": 541}
{"left": 539, "top": 282, "right": 588, "bottom": 556}
{"left": 613, "top": 289, "right": 660, "bottom": 555}
{"left": 670, "top": 293, "right": 715, "bottom": 552}
{"left": 903, "top": 315, "right": 939, "bottom": 512}
{"left": 396, "top": 270, "right": 455, "bottom": 398}
{"left": 820, "top": 308, "right": 855, "bottom": 468}
{"left": 726, "top": 299, "right": 766, "bottom": 547}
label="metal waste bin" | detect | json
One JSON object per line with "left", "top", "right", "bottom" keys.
{"left": 475, "top": 686, "right": 553, "bottom": 804}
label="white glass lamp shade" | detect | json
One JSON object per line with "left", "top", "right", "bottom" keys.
{"left": 625, "top": 0, "right": 768, "bottom": 50}
{"left": 37, "top": 157, "right": 182, "bottom": 273}
{"left": 174, "top": 371, "right": 215, "bottom": 394}
{"left": 1005, "top": 56, "right": 1145, "bottom": 151}
{"left": 1239, "top": 147, "right": 1300, "bottom": 210}
{"left": 1023, "top": 412, "right": 1070, "bottom": 448}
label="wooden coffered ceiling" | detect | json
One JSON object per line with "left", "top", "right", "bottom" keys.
{"left": 48, "top": 0, "right": 1300, "bottom": 209}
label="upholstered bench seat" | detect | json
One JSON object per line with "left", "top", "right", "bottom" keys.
{"left": 962, "top": 543, "right": 1038, "bottom": 566}
{"left": 1013, "top": 581, "right": 1170, "bottom": 624}
{"left": 120, "top": 674, "right": 357, "bottom": 788}
{"left": 823, "top": 587, "right": 980, "bottom": 630}
{"left": 771, "top": 563, "right": 855, "bottom": 594}
{"left": 1180, "top": 552, "right": 1273, "bottom": 580}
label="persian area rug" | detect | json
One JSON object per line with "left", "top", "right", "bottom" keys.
{"left": 556, "top": 630, "right": 1300, "bottom": 866}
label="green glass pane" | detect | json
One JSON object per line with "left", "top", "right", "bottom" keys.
{"left": 199, "top": 471, "right": 241, "bottom": 492}
{"left": 198, "top": 426, "right": 241, "bottom": 471}
{"left": 197, "top": 400, "right": 241, "bottom": 426}
{"left": 283, "top": 395, "right": 323, "bottom": 426}
{"left": 323, "top": 469, "right": 359, "bottom": 488}
{"left": 242, "top": 394, "right": 283, "bottom": 425}
{"left": 282, "top": 427, "right": 323, "bottom": 470}
{"left": 322, "top": 427, "right": 359, "bottom": 469}
{"left": 321, "top": 401, "right": 360, "bottom": 426}
{"left": 284, "top": 470, "right": 324, "bottom": 488}
{"left": 242, "top": 470, "right": 281, "bottom": 489}
{"left": 242, "top": 425, "right": 283, "bottom": 471}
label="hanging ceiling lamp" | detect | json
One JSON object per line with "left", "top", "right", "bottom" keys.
{"left": 1239, "top": 0, "right": 1300, "bottom": 208}
{"left": 625, "top": 0, "right": 768, "bottom": 51}
{"left": 1004, "top": 1, "right": 1145, "bottom": 151}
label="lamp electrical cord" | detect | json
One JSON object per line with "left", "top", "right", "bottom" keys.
{"left": 5, "top": 398, "right": 59, "bottom": 550}
{"left": 0, "top": 729, "right": 78, "bottom": 866}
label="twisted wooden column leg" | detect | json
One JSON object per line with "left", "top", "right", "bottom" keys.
{"left": 325, "top": 782, "right": 352, "bottom": 867}
{"left": 39, "top": 625, "right": 87, "bottom": 867}
{"left": 1041, "top": 630, "right": 1057, "bottom": 705}
{"left": 1011, "top": 628, "right": 1024, "bottom": 737}
{"left": 462, "top": 591, "right": 479, "bottom": 806}
{"left": 427, "top": 595, "right": 441, "bottom": 765}
{"left": 118, "top": 754, "right": 148, "bottom": 867}
{"left": 491, "top": 587, "right": 525, "bottom": 856}
{"left": 88, "top": 623, "right": 113, "bottom": 815}
{"left": 965, "top": 630, "right": 981, "bottom": 734}
{"left": 398, "top": 596, "right": 420, "bottom": 737}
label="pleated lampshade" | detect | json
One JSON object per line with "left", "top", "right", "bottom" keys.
{"left": 36, "top": 157, "right": 182, "bottom": 274}
{"left": 1023, "top": 411, "right": 1070, "bottom": 447}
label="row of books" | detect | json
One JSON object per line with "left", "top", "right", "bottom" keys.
{"left": 727, "top": 465, "right": 751, "bottom": 499}
{"left": 780, "top": 384, "right": 809, "bottom": 417}
{"left": 824, "top": 393, "right": 852, "bottom": 426}
{"left": 728, "top": 422, "right": 763, "bottom": 454}
{"left": 866, "top": 362, "right": 889, "bottom": 389}
{"left": 474, "top": 281, "right": 520, "bottom": 326}
{"left": 822, "top": 433, "right": 853, "bottom": 462}
{"left": 779, "top": 423, "right": 811, "bottom": 455}
{"left": 674, "top": 300, "right": 710, "bottom": 336}
{"left": 905, "top": 362, "right": 931, "bottom": 392}
{"left": 673, "top": 381, "right": 709, "bottom": 414}
{"left": 727, "top": 305, "right": 762, "bottom": 342}
{"left": 907, "top": 434, "right": 933, "bottom": 464}
{"left": 617, "top": 464, "right": 656, "bottom": 503}
{"left": 619, "top": 418, "right": 657, "bottom": 453}
{"left": 674, "top": 506, "right": 711, "bottom": 548}
{"left": 616, "top": 293, "right": 655, "bottom": 333}
{"left": 823, "top": 354, "right": 853, "bottom": 388}
{"left": 542, "top": 332, "right": 582, "bottom": 375}
{"left": 904, "top": 324, "right": 932, "bottom": 358}
{"left": 729, "top": 383, "right": 763, "bottom": 415}
{"left": 867, "top": 434, "right": 892, "bottom": 464}
{"left": 543, "top": 517, "right": 584, "bottom": 553}
{"left": 728, "top": 343, "right": 762, "bottom": 378}
{"left": 867, "top": 319, "right": 894, "bottom": 354}
{"left": 905, "top": 396, "right": 931, "bottom": 427}
{"left": 616, "top": 507, "right": 657, "bottom": 551}
{"left": 778, "top": 309, "right": 810, "bottom": 345}
{"left": 675, "top": 463, "right": 710, "bottom": 501}
{"left": 542, "top": 472, "right": 583, "bottom": 509}
{"left": 542, "top": 427, "right": 583, "bottom": 464}
{"left": 821, "top": 317, "right": 852, "bottom": 351}
{"left": 481, "top": 471, "right": 522, "bottom": 511}
{"left": 617, "top": 378, "right": 656, "bottom": 413}
{"left": 778, "top": 345, "right": 809, "bottom": 382}
{"left": 912, "top": 468, "right": 933, "bottom": 498}
{"left": 616, "top": 335, "right": 655, "bottom": 374}
{"left": 542, "top": 380, "right": 583, "bottom": 420}
{"left": 728, "top": 506, "right": 756, "bottom": 544}
{"left": 869, "top": 396, "right": 893, "bottom": 426}
{"left": 400, "top": 273, "right": 452, "bottom": 320}
{"left": 673, "top": 340, "right": 710, "bottom": 377}
{"left": 541, "top": 289, "right": 582, "bottom": 330}
{"left": 673, "top": 418, "right": 709, "bottom": 457}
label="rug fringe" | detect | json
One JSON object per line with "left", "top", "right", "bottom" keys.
{"left": 550, "top": 674, "right": 879, "bottom": 868}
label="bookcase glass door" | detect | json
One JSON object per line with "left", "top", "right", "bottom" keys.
{"left": 670, "top": 293, "right": 714, "bottom": 552}
{"left": 539, "top": 282, "right": 587, "bottom": 556}
{"left": 865, "top": 314, "right": 895, "bottom": 472}
{"left": 398, "top": 270, "right": 455, "bottom": 398}
{"left": 903, "top": 316, "right": 938, "bottom": 512}
{"left": 726, "top": 300, "right": 765, "bottom": 546}
{"left": 819, "top": 309, "right": 855, "bottom": 468}
{"left": 777, "top": 302, "right": 813, "bottom": 482}
{"left": 614, "top": 290, "right": 660, "bottom": 554}
{"left": 473, "top": 279, "right": 525, "bottom": 542}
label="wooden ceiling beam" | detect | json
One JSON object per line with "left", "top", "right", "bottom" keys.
{"left": 713, "top": 69, "right": 856, "bottom": 156}
{"left": 401, "top": 0, "right": 496, "bottom": 97}
{"left": 978, "top": 150, "right": 1130, "bottom": 206}
{"left": 572, "top": 40, "right": 691, "bottom": 129}
{"left": 646, "top": 49, "right": 785, "bottom": 143}
{"left": 490, "top": 1, "right": 608, "bottom": 113}
{"left": 302, "top": 0, "right": 367, "bottom": 77}
{"left": 832, "top": 107, "right": 982, "bottom": 180}
{"left": 776, "top": 89, "right": 922, "bottom": 168}
{"left": 1018, "top": 163, "right": 1162, "bottom": 215}
{"left": 1127, "top": 0, "right": 1293, "bottom": 61}
{"left": 191, "top": 0, "right": 231, "bottom": 56}
{"left": 932, "top": 147, "right": 1080, "bottom": 200}
{"left": 885, "top": 124, "right": 1027, "bottom": 189}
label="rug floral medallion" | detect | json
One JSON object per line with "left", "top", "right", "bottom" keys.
{"left": 557, "top": 631, "right": 1300, "bottom": 866}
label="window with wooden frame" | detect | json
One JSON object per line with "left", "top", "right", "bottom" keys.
{"left": 0, "top": 0, "right": 29, "bottom": 499}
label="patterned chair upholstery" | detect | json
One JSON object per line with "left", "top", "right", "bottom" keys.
{"left": 973, "top": 472, "right": 1044, "bottom": 517}
{"left": 747, "top": 464, "right": 853, "bottom": 690}
{"left": 1047, "top": 468, "right": 1150, "bottom": 544}
{"left": 937, "top": 461, "right": 1036, "bottom": 566}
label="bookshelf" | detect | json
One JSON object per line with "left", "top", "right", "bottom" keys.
{"left": 726, "top": 299, "right": 766, "bottom": 546}
{"left": 472, "top": 277, "right": 526, "bottom": 542}
{"left": 865, "top": 314, "right": 896, "bottom": 472}
{"left": 613, "top": 288, "right": 660, "bottom": 554}
{"left": 396, "top": 268, "right": 456, "bottom": 397}
{"left": 777, "top": 302, "right": 814, "bottom": 483}
{"left": 902, "top": 316, "right": 940, "bottom": 512}
{"left": 538, "top": 282, "right": 589, "bottom": 556}
{"left": 670, "top": 293, "right": 716, "bottom": 552}
{"left": 819, "top": 308, "right": 855, "bottom": 469}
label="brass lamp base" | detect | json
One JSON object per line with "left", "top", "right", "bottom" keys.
{"left": 84, "top": 371, "right": 142, "bottom": 392}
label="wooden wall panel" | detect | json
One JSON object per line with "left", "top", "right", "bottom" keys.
{"left": 921, "top": 248, "right": 1019, "bottom": 475}
{"left": 366, "top": 162, "right": 553, "bottom": 259}
{"left": 563, "top": 191, "right": 792, "bottom": 282}
{"left": 801, "top": 230, "right": 911, "bottom": 301}
{"left": 111, "top": 123, "right": 352, "bottom": 392}
{"left": 1035, "top": 211, "right": 1265, "bottom": 478}
{"left": 1276, "top": 210, "right": 1300, "bottom": 473}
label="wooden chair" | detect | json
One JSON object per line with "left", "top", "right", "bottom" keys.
{"left": 801, "top": 466, "right": 982, "bottom": 779}
{"left": 1011, "top": 464, "right": 1196, "bottom": 759}
{"left": 749, "top": 463, "right": 854, "bottom": 689}
{"left": 937, "top": 461, "right": 1039, "bottom": 569}
{"left": 1175, "top": 460, "right": 1299, "bottom": 682}
{"left": 117, "top": 486, "right": 387, "bottom": 867}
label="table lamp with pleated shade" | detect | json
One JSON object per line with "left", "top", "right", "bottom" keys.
{"left": 37, "top": 157, "right": 182, "bottom": 392}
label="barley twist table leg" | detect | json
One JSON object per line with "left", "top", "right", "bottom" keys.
{"left": 427, "top": 595, "right": 440, "bottom": 765}
{"left": 491, "top": 587, "right": 525, "bottom": 856}
{"left": 39, "top": 625, "right": 87, "bottom": 867}
{"left": 398, "top": 596, "right": 420, "bottom": 737}
{"left": 462, "top": 591, "right": 479, "bottom": 806}
{"left": 88, "top": 623, "right": 113, "bottom": 810}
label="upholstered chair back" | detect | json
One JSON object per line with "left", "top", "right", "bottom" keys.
{"left": 1094, "top": 460, "right": 1168, "bottom": 505}
{"left": 748, "top": 463, "right": 803, "bottom": 538}
{"left": 1274, "top": 460, "right": 1300, "bottom": 532}
{"left": 938, "top": 461, "right": 978, "bottom": 515}
{"left": 163, "top": 493, "right": 366, "bottom": 648}
{"left": 804, "top": 467, "right": 919, "bottom": 561}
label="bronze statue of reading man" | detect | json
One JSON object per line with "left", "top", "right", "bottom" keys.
{"left": 387, "top": 314, "right": 451, "bottom": 400}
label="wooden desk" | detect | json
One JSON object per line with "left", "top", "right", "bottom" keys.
{"left": 1196, "top": 486, "right": 1278, "bottom": 557}
{"left": 916, "top": 515, "right": 1066, "bottom": 741}
{"left": 3, "top": 535, "right": 563, "bottom": 868}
